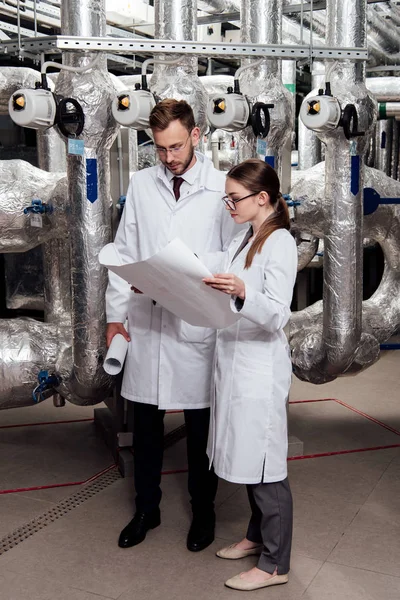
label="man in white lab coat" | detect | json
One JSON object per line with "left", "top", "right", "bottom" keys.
{"left": 106, "top": 99, "right": 236, "bottom": 552}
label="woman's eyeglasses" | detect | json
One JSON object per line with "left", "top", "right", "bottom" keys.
{"left": 222, "top": 192, "right": 259, "bottom": 211}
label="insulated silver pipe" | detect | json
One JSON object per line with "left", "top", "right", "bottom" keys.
{"left": 367, "top": 77, "right": 400, "bottom": 102}
{"left": 0, "top": 67, "right": 41, "bottom": 114}
{"left": 197, "top": 0, "right": 240, "bottom": 11}
{"left": 151, "top": 0, "right": 208, "bottom": 133}
{"left": 321, "top": 0, "right": 375, "bottom": 376}
{"left": 290, "top": 163, "right": 400, "bottom": 381}
{"left": 55, "top": 0, "right": 118, "bottom": 404}
{"left": 298, "top": 61, "right": 325, "bottom": 170}
{"left": 36, "top": 130, "right": 71, "bottom": 326}
{"left": 237, "top": 0, "right": 292, "bottom": 170}
{"left": 0, "top": 319, "right": 71, "bottom": 410}
{"left": 391, "top": 121, "right": 400, "bottom": 181}
{"left": 291, "top": 0, "right": 378, "bottom": 382}
{"left": 375, "top": 119, "right": 393, "bottom": 177}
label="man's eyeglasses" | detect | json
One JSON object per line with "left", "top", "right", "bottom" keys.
{"left": 222, "top": 192, "right": 259, "bottom": 211}
{"left": 155, "top": 133, "right": 191, "bottom": 156}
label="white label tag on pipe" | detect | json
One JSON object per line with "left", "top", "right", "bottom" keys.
{"left": 257, "top": 139, "right": 267, "bottom": 155}
{"left": 68, "top": 138, "right": 85, "bottom": 156}
{"left": 30, "top": 214, "right": 43, "bottom": 228}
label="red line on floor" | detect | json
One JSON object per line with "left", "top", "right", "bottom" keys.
{"left": 0, "top": 464, "right": 116, "bottom": 495}
{"left": 288, "top": 443, "right": 400, "bottom": 461}
{"left": 332, "top": 398, "right": 400, "bottom": 437}
{"left": 165, "top": 410, "right": 184, "bottom": 414}
{"left": 0, "top": 418, "right": 94, "bottom": 430}
{"left": 289, "top": 398, "right": 334, "bottom": 404}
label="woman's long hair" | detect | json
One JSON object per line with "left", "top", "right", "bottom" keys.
{"left": 227, "top": 159, "right": 290, "bottom": 269}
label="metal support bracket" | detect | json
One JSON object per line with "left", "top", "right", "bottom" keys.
{"left": 0, "top": 35, "right": 369, "bottom": 61}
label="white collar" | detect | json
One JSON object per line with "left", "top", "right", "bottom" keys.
{"left": 165, "top": 154, "right": 201, "bottom": 185}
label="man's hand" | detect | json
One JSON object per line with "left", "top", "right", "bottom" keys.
{"left": 203, "top": 273, "right": 246, "bottom": 300}
{"left": 106, "top": 322, "right": 131, "bottom": 348}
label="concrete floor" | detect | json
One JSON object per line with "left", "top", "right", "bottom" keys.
{"left": 0, "top": 349, "right": 400, "bottom": 600}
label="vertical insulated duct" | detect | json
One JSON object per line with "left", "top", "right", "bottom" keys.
{"left": 36, "top": 129, "right": 72, "bottom": 325}
{"left": 291, "top": 0, "right": 379, "bottom": 382}
{"left": 237, "top": 0, "right": 293, "bottom": 179}
{"left": 55, "top": 0, "right": 119, "bottom": 404}
{"left": 150, "top": 0, "right": 208, "bottom": 134}
{"left": 298, "top": 61, "right": 325, "bottom": 170}
{"left": 375, "top": 119, "right": 393, "bottom": 177}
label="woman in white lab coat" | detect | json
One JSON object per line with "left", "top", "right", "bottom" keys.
{"left": 203, "top": 159, "right": 297, "bottom": 592}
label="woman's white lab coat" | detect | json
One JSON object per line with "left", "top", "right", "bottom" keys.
{"left": 206, "top": 227, "right": 298, "bottom": 484}
{"left": 105, "top": 153, "right": 238, "bottom": 410}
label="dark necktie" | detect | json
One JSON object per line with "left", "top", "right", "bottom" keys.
{"left": 172, "top": 176, "right": 184, "bottom": 201}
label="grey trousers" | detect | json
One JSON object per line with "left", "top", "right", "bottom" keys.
{"left": 246, "top": 478, "right": 293, "bottom": 575}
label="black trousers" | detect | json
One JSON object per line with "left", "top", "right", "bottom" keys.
{"left": 246, "top": 478, "right": 293, "bottom": 575}
{"left": 132, "top": 401, "right": 218, "bottom": 517}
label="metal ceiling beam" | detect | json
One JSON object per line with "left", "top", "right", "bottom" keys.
{"left": 0, "top": 35, "right": 369, "bottom": 60}
{"left": 197, "top": 0, "right": 392, "bottom": 25}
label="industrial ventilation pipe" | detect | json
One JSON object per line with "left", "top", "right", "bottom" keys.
{"left": 150, "top": 0, "right": 208, "bottom": 134}
{"left": 236, "top": 0, "right": 293, "bottom": 177}
{"left": 291, "top": 0, "right": 379, "bottom": 383}
{"left": 55, "top": 0, "right": 119, "bottom": 404}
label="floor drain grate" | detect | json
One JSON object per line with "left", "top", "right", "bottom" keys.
{"left": 0, "top": 467, "right": 121, "bottom": 556}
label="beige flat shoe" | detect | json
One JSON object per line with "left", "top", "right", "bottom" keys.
{"left": 216, "top": 543, "right": 263, "bottom": 560}
{"left": 225, "top": 572, "right": 289, "bottom": 591}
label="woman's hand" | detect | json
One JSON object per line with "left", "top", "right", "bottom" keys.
{"left": 203, "top": 273, "right": 246, "bottom": 299}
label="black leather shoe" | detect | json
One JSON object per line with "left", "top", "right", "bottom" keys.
{"left": 118, "top": 509, "right": 161, "bottom": 548}
{"left": 187, "top": 514, "right": 215, "bottom": 552}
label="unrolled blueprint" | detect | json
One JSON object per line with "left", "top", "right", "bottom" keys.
{"left": 99, "top": 238, "right": 240, "bottom": 329}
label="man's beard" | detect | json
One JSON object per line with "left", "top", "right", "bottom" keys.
{"left": 171, "top": 144, "right": 195, "bottom": 175}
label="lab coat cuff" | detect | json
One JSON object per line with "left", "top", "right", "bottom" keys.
{"left": 106, "top": 314, "right": 127, "bottom": 324}
{"left": 232, "top": 284, "right": 258, "bottom": 319}
{"left": 230, "top": 295, "right": 245, "bottom": 313}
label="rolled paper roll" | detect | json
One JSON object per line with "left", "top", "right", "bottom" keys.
{"left": 104, "top": 333, "right": 129, "bottom": 375}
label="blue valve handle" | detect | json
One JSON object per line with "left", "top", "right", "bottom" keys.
{"left": 363, "top": 188, "right": 400, "bottom": 216}
{"left": 32, "top": 370, "right": 60, "bottom": 403}
{"left": 24, "top": 199, "right": 52, "bottom": 215}
{"left": 282, "top": 194, "right": 301, "bottom": 208}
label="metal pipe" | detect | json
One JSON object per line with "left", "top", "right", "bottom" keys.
{"left": 380, "top": 103, "right": 400, "bottom": 120}
{"left": 116, "top": 130, "right": 124, "bottom": 200}
{"left": 290, "top": 163, "right": 400, "bottom": 382}
{"left": 298, "top": 61, "right": 325, "bottom": 170}
{"left": 321, "top": 0, "right": 375, "bottom": 375}
{"left": 36, "top": 128, "right": 71, "bottom": 326}
{"left": 16, "top": 0, "right": 21, "bottom": 54}
{"left": 197, "top": 0, "right": 240, "bottom": 12}
{"left": 374, "top": 119, "right": 393, "bottom": 176}
{"left": 237, "top": 0, "right": 293, "bottom": 171}
{"left": 34, "top": 0, "right": 38, "bottom": 37}
{"left": 291, "top": 0, "right": 378, "bottom": 382}
{"left": 391, "top": 120, "right": 400, "bottom": 181}
{"left": 150, "top": 0, "right": 208, "bottom": 134}
{"left": 55, "top": 0, "right": 118, "bottom": 404}
{"left": 367, "top": 77, "right": 400, "bottom": 102}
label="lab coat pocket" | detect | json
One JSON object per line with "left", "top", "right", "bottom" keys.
{"left": 127, "top": 295, "right": 152, "bottom": 337}
{"left": 179, "top": 321, "right": 215, "bottom": 344}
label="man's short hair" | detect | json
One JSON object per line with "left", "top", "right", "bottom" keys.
{"left": 149, "top": 99, "right": 196, "bottom": 132}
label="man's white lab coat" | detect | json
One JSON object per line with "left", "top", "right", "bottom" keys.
{"left": 106, "top": 153, "right": 236, "bottom": 409}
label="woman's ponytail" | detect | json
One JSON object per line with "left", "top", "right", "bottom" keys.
{"left": 244, "top": 192, "right": 290, "bottom": 269}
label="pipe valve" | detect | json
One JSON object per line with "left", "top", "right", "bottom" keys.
{"left": 207, "top": 82, "right": 274, "bottom": 137}
{"left": 112, "top": 86, "right": 156, "bottom": 130}
{"left": 300, "top": 92, "right": 364, "bottom": 141}
{"left": 9, "top": 85, "right": 84, "bottom": 137}
{"left": 32, "top": 370, "right": 60, "bottom": 404}
{"left": 23, "top": 198, "right": 52, "bottom": 215}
